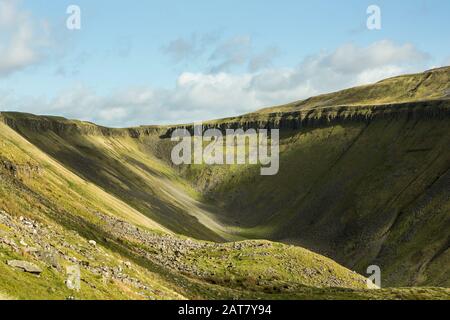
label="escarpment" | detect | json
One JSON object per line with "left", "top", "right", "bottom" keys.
{"left": 163, "top": 99, "right": 450, "bottom": 136}
{"left": 3, "top": 99, "right": 449, "bottom": 141}
{"left": 0, "top": 112, "right": 166, "bottom": 138}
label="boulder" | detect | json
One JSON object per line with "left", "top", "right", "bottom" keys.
{"left": 37, "top": 250, "right": 61, "bottom": 270}
{"left": 7, "top": 260, "right": 42, "bottom": 274}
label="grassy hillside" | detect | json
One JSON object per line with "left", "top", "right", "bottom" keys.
{"left": 178, "top": 115, "right": 449, "bottom": 287}
{"left": 156, "top": 69, "right": 450, "bottom": 288}
{"left": 0, "top": 67, "right": 449, "bottom": 299}
{"left": 257, "top": 66, "right": 450, "bottom": 114}
{"left": 0, "top": 113, "right": 231, "bottom": 242}
{"left": 1, "top": 120, "right": 416, "bottom": 300}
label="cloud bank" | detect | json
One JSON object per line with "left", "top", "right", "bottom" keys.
{"left": 0, "top": 0, "right": 51, "bottom": 76}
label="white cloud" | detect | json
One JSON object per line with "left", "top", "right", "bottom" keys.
{"left": 6, "top": 40, "right": 432, "bottom": 127}
{"left": 0, "top": 0, "right": 52, "bottom": 76}
{"left": 249, "top": 40, "right": 429, "bottom": 104}
{"left": 163, "top": 33, "right": 280, "bottom": 73}
{"left": 320, "top": 41, "right": 428, "bottom": 74}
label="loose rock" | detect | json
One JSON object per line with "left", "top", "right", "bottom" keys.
{"left": 7, "top": 260, "right": 42, "bottom": 274}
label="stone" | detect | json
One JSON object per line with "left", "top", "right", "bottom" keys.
{"left": 37, "top": 250, "right": 61, "bottom": 270}
{"left": 7, "top": 260, "right": 42, "bottom": 274}
{"left": 25, "top": 247, "right": 39, "bottom": 253}
{"left": 88, "top": 240, "right": 97, "bottom": 247}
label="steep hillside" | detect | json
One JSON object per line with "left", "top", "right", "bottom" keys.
{"left": 178, "top": 104, "right": 450, "bottom": 287}
{"left": 0, "top": 113, "right": 230, "bottom": 242}
{"left": 2, "top": 119, "right": 411, "bottom": 300}
{"left": 156, "top": 68, "right": 450, "bottom": 287}
{"left": 0, "top": 67, "right": 449, "bottom": 297}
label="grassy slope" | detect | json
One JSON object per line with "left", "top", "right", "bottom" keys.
{"left": 0, "top": 123, "right": 183, "bottom": 299}
{"left": 0, "top": 114, "right": 230, "bottom": 242}
{"left": 3, "top": 121, "right": 425, "bottom": 300}
{"left": 183, "top": 117, "right": 449, "bottom": 287}
{"left": 0, "top": 292, "right": 13, "bottom": 300}
{"left": 159, "top": 68, "right": 450, "bottom": 287}
{"left": 0, "top": 124, "right": 448, "bottom": 300}
{"left": 0, "top": 68, "right": 449, "bottom": 298}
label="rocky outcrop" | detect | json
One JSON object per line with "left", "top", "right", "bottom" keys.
{"left": 162, "top": 99, "right": 450, "bottom": 137}
{"left": 0, "top": 158, "right": 43, "bottom": 178}
{"left": 2, "top": 100, "right": 449, "bottom": 140}
{"left": 0, "top": 209, "right": 155, "bottom": 295}
{"left": 7, "top": 260, "right": 42, "bottom": 274}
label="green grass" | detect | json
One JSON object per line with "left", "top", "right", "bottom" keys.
{"left": 170, "top": 116, "right": 450, "bottom": 288}
{"left": 0, "top": 67, "right": 449, "bottom": 299}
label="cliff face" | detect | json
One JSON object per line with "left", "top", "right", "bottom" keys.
{"left": 3, "top": 100, "right": 449, "bottom": 139}
{"left": 0, "top": 112, "right": 166, "bottom": 138}
{"left": 164, "top": 99, "right": 450, "bottom": 136}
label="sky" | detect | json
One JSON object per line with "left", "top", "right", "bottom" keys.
{"left": 0, "top": 0, "right": 449, "bottom": 127}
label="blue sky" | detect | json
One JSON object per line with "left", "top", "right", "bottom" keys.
{"left": 1, "top": 0, "right": 449, "bottom": 126}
